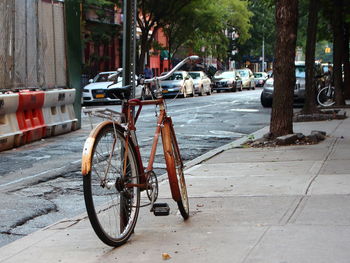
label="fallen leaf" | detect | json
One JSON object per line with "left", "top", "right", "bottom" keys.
{"left": 162, "top": 253, "right": 171, "bottom": 260}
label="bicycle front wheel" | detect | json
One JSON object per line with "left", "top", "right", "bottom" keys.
{"left": 317, "top": 86, "right": 335, "bottom": 107}
{"left": 83, "top": 123, "right": 140, "bottom": 247}
{"left": 162, "top": 117, "right": 190, "bottom": 219}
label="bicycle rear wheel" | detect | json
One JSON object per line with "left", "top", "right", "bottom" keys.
{"left": 162, "top": 117, "right": 190, "bottom": 219}
{"left": 317, "top": 86, "right": 335, "bottom": 107}
{"left": 83, "top": 123, "right": 140, "bottom": 247}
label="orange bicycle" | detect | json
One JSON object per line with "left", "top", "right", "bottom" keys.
{"left": 81, "top": 56, "right": 198, "bottom": 247}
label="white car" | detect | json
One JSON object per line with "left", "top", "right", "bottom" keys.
{"left": 237, "top": 68, "right": 255, "bottom": 90}
{"left": 82, "top": 70, "right": 144, "bottom": 104}
{"left": 189, "top": 71, "right": 212, "bottom": 96}
{"left": 160, "top": 71, "right": 195, "bottom": 98}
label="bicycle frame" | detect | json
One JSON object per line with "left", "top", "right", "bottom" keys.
{"left": 121, "top": 55, "right": 199, "bottom": 182}
{"left": 122, "top": 97, "right": 169, "bottom": 188}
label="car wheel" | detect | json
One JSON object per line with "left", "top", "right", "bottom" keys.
{"left": 260, "top": 93, "right": 272, "bottom": 107}
{"left": 231, "top": 85, "right": 237, "bottom": 92}
{"left": 251, "top": 82, "right": 255, "bottom": 90}
{"left": 140, "top": 89, "right": 146, "bottom": 100}
{"left": 199, "top": 86, "right": 205, "bottom": 96}
{"left": 207, "top": 87, "right": 212, "bottom": 95}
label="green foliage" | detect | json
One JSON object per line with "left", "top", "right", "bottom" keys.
{"left": 136, "top": 0, "right": 193, "bottom": 72}
{"left": 234, "top": 0, "right": 275, "bottom": 64}
{"left": 162, "top": 0, "right": 252, "bottom": 61}
{"left": 315, "top": 40, "right": 333, "bottom": 62}
{"left": 296, "top": 0, "right": 308, "bottom": 51}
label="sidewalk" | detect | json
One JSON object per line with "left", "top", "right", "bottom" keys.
{"left": 0, "top": 111, "right": 349, "bottom": 263}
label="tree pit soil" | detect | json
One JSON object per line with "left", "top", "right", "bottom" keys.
{"left": 243, "top": 130, "right": 329, "bottom": 148}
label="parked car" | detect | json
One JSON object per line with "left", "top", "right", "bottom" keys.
{"left": 253, "top": 72, "right": 269, "bottom": 87}
{"left": 189, "top": 71, "right": 212, "bottom": 96}
{"left": 160, "top": 71, "right": 195, "bottom": 97}
{"left": 82, "top": 70, "right": 144, "bottom": 104}
{"left": 212, "top": 70, "right": 242, "bottom": 92}
{"left": 260, "top": 61, "right": 306, "bottom": 107}
{"left": 236, "top": 68, "right": 255, "bottom": 90}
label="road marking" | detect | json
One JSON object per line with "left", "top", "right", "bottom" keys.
{"left": 230, "top": 108, "right": 259, "bottom": 112}
{"left": 209, "top": 130, "right": 246, "bottom": 136}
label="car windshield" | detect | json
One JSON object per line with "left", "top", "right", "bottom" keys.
{"left": 94, "top": 73, "right": 116, "bottom": 82}
{"left": 237, "top": 70, "right": 248, "bottom": 77}
{"left": 164, "top": 73, "right": 183, "bottom": 81}
{"left": 254, "top": 73, "right": 263, "bottom": 78}
{"left": 189, "top": 73, "right": 200, "bottom": 79}
{"left": 295, "top": 66, "right": 305, "bottom": 78}
{"left": 215, "top": 71, "right": 235, "bottom": 78}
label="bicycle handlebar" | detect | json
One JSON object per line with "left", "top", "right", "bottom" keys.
{"left": 143, "top": 55, "right": 199, "bottom": 84}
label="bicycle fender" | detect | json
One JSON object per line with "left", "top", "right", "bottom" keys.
{"left": 81, "top": 121, "right": 113, "bottom": 176}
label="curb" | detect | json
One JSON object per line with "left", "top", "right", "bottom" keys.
{"left": 183, "top": 125, "right": 270, "bottom": 169}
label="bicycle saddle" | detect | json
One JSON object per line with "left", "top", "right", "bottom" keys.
{"left": 106, "top": 85, "right": 132, "bottom": 100}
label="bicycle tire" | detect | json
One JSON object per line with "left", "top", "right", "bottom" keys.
{"left": 161, "top": 117, "right": 190, "bottom": 219}
{"left": 317, "top": 86, "right": 335, "bottom": 107}
{"left": 83, "top": 123, "right": 140, "bottom": 247}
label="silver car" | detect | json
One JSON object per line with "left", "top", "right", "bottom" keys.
{"left": 260, "top": 61, "right": 306, "bottom": 107}
{"left": 212, "top": 70, "right": 243, "bottom": 92}
{"left": 254, "top": 72, "right": 269, "bottom": 87}
{"left": 160, "top": 71, "right": 195, "bottom": 98}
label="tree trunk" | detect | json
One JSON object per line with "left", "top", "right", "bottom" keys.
{"left": 137, "top": 33, "right": 148, "bottom": 75}
{"left": 343, "top": 23, "right": 350, "bottom": 99}
{"left": 302, "top": 0, "right": 319, "bottom": 114}
{"left": 168, "top": 42, "right": 172, "bottom": 70}
{"left": 332, "top": 0, "right": 345, "bottom": 105}
{"left": 270, "top": 0, "right": 298, "bottom": 137}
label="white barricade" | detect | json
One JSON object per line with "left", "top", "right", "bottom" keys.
{"left": 42, "top": 89, "right": 78, "bottom": 137}
{"left": 0, "top": 93, "right": 23, "bottom": 151}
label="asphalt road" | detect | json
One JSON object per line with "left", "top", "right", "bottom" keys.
{"left": 0, "top": 89, "right": 271, "bottom": 247}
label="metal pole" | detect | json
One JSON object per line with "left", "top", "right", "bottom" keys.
{"left": 122, "top": 0, "right": 137, "bottom": 98}
{"left": 262, "top": 36, "right": 265, "bottom": 72}
{"left": 122, "top": 0, "right": 131, "bottom": 88}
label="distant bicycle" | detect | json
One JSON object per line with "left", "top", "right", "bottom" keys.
{"left": 317, "top": 81, "right": 335, "bottom": 107}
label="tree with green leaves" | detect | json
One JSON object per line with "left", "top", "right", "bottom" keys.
{"left": 136, "top": 0, "right": 193, "bottom": 74}
{"left": 162, "top": 0, "right": 252, "bottom": 67}
{"left": 235, "top": 0, "right": 275, "bottom": 67}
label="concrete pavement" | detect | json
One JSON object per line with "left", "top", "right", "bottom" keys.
{"left": 0, "top": 110, "right": 350, "bottom": 263}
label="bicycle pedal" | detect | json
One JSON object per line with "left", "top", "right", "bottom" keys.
{"left": 152, "top": 203, "right": 170, "bottom": 216}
